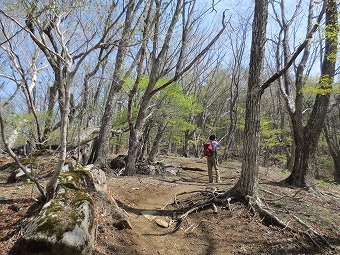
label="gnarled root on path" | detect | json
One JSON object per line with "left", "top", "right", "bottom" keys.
{"left": 170, "top": 189, "right": 333, "bottom": 251}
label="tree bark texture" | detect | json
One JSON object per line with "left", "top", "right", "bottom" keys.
{"left": 232, "top": 0, "right": 269, "bottom": 197}
{"left": 93, "top": 1, "right": 136, "bottom": 166}
{"left": 285, "top": 0, "right": 338, "bottom": 187}
{"left": 46, "top": 71, "right": 72, "bottom": 201}
{"left": 323, "top": 123, "right": 340, "bottom": 183}
{"left": 147, "top": 122, "right": 167, "bottom": 162}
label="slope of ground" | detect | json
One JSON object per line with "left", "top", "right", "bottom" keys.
{"left": 1, "top": 155, "right": 339, "bottom": 255}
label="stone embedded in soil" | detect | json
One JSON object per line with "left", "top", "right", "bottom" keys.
{"left": 155, "top": 218, "right": 170, "bottom": 228}
{"left": 141, "top": 210, "right": 157, "bottom": 221}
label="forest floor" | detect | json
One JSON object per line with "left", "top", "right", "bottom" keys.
{"left": 0, "top": 155, "right": 339, "bottom": 255}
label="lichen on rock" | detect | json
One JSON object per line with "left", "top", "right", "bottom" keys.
{"left": 22, "top": 187, "right": 94, "bottom": 255}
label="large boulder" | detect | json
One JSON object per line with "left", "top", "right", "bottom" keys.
{"left": 20, "top": 187, "right": 94, "bottom": 255}
{"left": 136, "top": 163, "right": 178, "bottom": 176}
{"left": 17, "top": 165, "right": 130, "bottom": 255}
{"left": 84, "top": 164, "right": 107, "bottom": 192}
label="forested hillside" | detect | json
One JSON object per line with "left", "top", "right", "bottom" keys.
{"left": 0, "top": 0, "right": 339, "bottom": 254}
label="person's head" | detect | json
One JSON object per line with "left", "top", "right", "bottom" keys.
{"left": 209, "top": 134, "right": 216, "bottom": 141}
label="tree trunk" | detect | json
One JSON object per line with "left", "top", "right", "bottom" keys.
{"left": 43, "top": 84, "right": 58, "bottom": 143}
{"left": 334, "top": 156, "right": 340, "bottom": 183}
{"left": 124, "top": 129, "right": 143, "bottom": 176}
{"left": 46, "top": 73, "right": 72, "bottom": 201}
{"left": 285, "top": 137, "right": 313, "bottom": 186}
{"left": 285, "top": 0, "right": 338, "bottom": 187}
{"left": 124, "top": 0, "right": 183, "bottom": 175}
{"left": 92, "top": 1, "right": 135, "bottom": 167}
{"left": 182, "top": 130, "right": 191, "bottom": 157}
{"left": 323, "top": 121, "right": 340, "bottom": 183}
{"left": 147, "top": 122, "right": 167, "bottom": 163}
{"left": 138, "top": 121, "right": 152, "bottom": 161}
{"left": 233, "top": 91, "right": 263, "bottom": 197}
{"left": 231, "top": 0, "right": 268, "bottom": 198}
{"left": 286, "top": 140, "right": 295, "bottom": 172}
{"left": 222, "top": 109, "right": 237, "bottom": 160}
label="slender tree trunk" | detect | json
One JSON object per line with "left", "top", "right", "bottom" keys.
{"left": 286, "top": 140, "right": 295, "bottom": 171}
{"left": 148, "top": 120, "right": 167, "bottom": 162}
{"left": 182, "top": 130, "right": 191, "bottom": 157}
{"left": 221, "top": 11, "right": 247, "bottom": 161}
{"left": 92, "top": 1, "right": 135, "bottom": 166}
{"left": 222, "top": 104, "right": 237, "bottom": 160}
{"left": 46, "top": 72, "right": 72, "bottom": 201}
{"left": 124, "top": 0, "right": 182, "bottom": 175}
{"left": 43, "top": 84, "right": 58, "bottom": 142}
{"left": 333, "top": 156, "right": 340, "bottom": 183}
{"left": 167, "top": 132, "right": 173, "bottom": 155}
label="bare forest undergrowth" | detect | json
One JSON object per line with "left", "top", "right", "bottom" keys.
{"left": 0, "top": 155, "right": 339, "bottom": 255}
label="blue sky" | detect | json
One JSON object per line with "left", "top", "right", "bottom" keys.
{"left": 0, "top": 0, "right": 334, "bottom": 107}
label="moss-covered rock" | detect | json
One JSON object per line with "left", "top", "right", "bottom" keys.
{"left": 17, "top": 164, "right": 124, "bottom": 255}
{"left": 59, "top": 169, "right": 94, "bottom": 191}
{"left": 20, "top": 187, "right": 94, "bottom": 255}
{"left": 84, "top": 164, "right": 107, "bottom": 192}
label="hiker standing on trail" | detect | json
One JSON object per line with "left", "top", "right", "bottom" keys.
{"left": 204, "top": 134, "right": 221, "bottom": 183}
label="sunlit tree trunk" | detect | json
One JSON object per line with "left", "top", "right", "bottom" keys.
{"left": 22, "top": 0, "right": 121, "bottom": 200}
{"left": 285, "top": 0, "right": 338, "bottom": 187}
{"left": 231, "top": 0, "right": 268, "bottom": 197}
{"left": 46, "top": 70, "right": 72, "bottom": 201}
{"left": 221, "top": 19, "right": 249, "bottom": 160}
{"left": 93, "top": 1, "right": 136, "bottom": 167}
{"left": 124, "top": 0, "right": 183, "bottom": 175}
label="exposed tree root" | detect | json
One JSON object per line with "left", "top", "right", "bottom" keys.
{"left": 260, "top": 187, "right": 305, "bottom": 201}
{"left": 180, "top": 166, "right": 205, "bottom": 171}
{"left": 170, "top": 189, "right": 333, "bottom": 251}
{"left": 170, "top": 188, "right": 233, "bottom": 222}
{"left": 251, "top": 196, "right": 333, "bottom": 250}
{"left": 291, "top": 214, "right": 331, "bottom": 248}
{"left": 246, "top": 195, "right": 293, "bottom": 230}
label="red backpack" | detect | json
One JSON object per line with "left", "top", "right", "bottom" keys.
{"left": 203, "top": 141, "right": 214, "bottom": 156}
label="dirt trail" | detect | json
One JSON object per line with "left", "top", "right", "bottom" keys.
{"left": 1, "top": 156, "right": 339, "bottom": 255}
{"left": 93, "top": 157, "right": 340, "bottom": 255}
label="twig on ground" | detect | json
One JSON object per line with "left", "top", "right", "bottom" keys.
{"left": 248, "top": 195, "right": 332, "bottom": 249}
{"left": 178, "top": 198, "right": 215, "bottom": 220}
{"left": 291, "top": 214, "right": 332, "bottom": 248}
{"left": 212, "top": 203, "right": 217, "bottom": 214}
{"left": 172, "top": 187, "right": 333, "bottom": 252}
{"left": 184, "top": 223, "right": 200, "bottom": 233}
{"left": 260, "top": 188, "right": 305, "bottom": 202}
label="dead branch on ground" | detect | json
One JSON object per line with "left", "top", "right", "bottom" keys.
{"left": 169, "top": 188, "right": 333, "bottom": 251}
{"left": 247, "top": 195, "right": 333, "bottom": 250}
{"left": 260, "top": 187, "right": 306, "bottom": 202}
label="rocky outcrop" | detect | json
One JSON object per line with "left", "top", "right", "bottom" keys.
{"left": 18, "top": 164, "right": 130, "bottom": 255}
{"left": 109, "top": 155, "right": 178, "bottom": 176}
{"left": 136, "top": 163, "right": 178, "bottom": 176}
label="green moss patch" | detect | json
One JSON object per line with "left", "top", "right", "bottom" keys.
{"left": 35, "top": 188, "right": 93, "bottom": 240}
{"left": 59, "top": 169, "right": 94, "bottom": 190}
